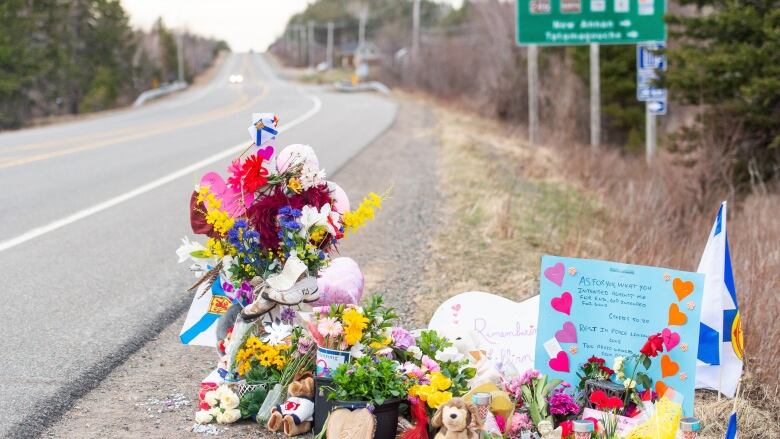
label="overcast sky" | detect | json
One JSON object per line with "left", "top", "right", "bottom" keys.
{"left": 120, "top": 0, "right": 463, "bottom": 52}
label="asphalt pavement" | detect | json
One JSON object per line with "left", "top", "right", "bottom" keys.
{"left": 0, "top": 53, "right": 397, "bottom": 438}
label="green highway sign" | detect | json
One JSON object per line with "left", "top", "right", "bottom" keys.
{"left": 516, "top": 0, "right": 666, "bottom": 45}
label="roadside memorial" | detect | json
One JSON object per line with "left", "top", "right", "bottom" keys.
{"left": 176, "top": 112, "right": 710, "bottom": 438}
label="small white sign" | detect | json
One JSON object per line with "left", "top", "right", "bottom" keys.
{"left": 614, "top": 0, "right": 630, "bottom": 12}
{"left": 638, "top": 0, "right": 655, "bottom": 15}
{"left": 429, "top": 292, "right": 538, "bottom": 373}
{"left": 590, "top": 0, "right": 606, "bottom": 12}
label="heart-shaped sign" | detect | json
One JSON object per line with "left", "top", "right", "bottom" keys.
{"left": 661, "top": 328, "right": 680, "bottom": 351}
{"left": 257, "top": 145, "right": 274, "bottom": 160}
{"left": 549, "top": 350, "right": 570, "bottom": 372}
{"left": 326, "top": 408, "right": 375, "bottom": 439}
{"left": 451, "top": 303, "right": 462, "bottom": 312}
{"left": 672, "top": 278, "right": 695, "bottom": 301}
{"left": 544, "top": 262, "right": 565, "bottom": 286}
{"left": 655, "top": 380, "right": 671, "bottom": 398}
{"left": 660, "top": 354, "right": 680, "bottom": 378}
{"left": 555, "top": 321, "right": 577, "bottom": 343}
{"left": 668, "top": 303, "right": 687, "bottom": 326}
{"left": 429, "top": 292, "right": 539, "bottom": 372}
{"left": 551, "top": 292, "right": 573, "bottom": 316}
{"left": 199, "top": 172, "right": 253, "bottom": 218}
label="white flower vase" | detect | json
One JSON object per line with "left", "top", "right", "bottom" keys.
{"left": 256, "top": 383, "right": 286, "bottom": 424}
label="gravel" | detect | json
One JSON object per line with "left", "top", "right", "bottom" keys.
{"left": 42, "top": 97, "right": 439, "bottom": 438}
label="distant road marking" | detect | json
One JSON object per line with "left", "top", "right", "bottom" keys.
{"left": 0, "top": 85, "right": 268, "bottom": 169}
{"left": 0, "top": 89, "right": 322, "bottom": 253}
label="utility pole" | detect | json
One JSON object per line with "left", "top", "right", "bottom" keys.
{"left": 590, "top": 43, "right": 600, "bottom": 149}
{"left": 527, "top": 45, "right": 539, "bottom": 145}
{"left": 298, "top": 24, "right": 305, "bottom": 66}
{"left": 646, "top": 103, "right": 656, "bottom": 163}
{"left": 411, "top": 0, "right": 421, "bottom": 61}
{"left": 358, "top": 4, "right": 368, "bottom": 47}
{"left": 307, "top": 20, "right": 315, "bottom": 68}
{"left": 326, "top": 21, "right": 334, "bottom": 69}
{"left": 176, "top": 32, "right": 184, "bottom": 83}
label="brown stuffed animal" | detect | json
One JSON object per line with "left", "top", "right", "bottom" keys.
{"left": 432, "top": 398, "right": 482, "bottom": 439}
{"left": 267, "top": 374, "right": 315, "bottom": 436}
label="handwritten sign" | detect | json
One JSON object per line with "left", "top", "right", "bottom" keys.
{"left": 429, "top": 292, "right": 538, "bottom": 373}
{"left": 582, "top": 408, "right": 643, "bottom": 435}
{"left": 535, "top": 256, "right": 704, "bottom": 415}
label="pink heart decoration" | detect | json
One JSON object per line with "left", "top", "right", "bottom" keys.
{"left": 257, "top": 145, "right": 274, "bottom": 160}
{"left": 549, "top": 351, "right": 570, "bottom": 372}
{"left": 555, "top": 321, "right": 577, "bottom": 343}
{"left": 451, "top": 304, "right": 462, "bottom": 312}
{"left": 551, "top": 291, "right": 573, "bottom": 316}
{"left": 199, "top": 172, "right": 253, "bottom": 218}
{"left": 662, "top": 328, "right": 681, "bottom": 351}
{"left": 544, "top": 262, "right": 565, "bottom": 286}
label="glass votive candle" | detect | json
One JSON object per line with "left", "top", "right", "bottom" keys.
{"left": 573, "top": 419, "right": 595, "bottom": 439}
{"left": 680, "top": 417, "right": 701, "bottom": 439}
{"left": 471, "top": 392, "right": 491, "bottom": 423}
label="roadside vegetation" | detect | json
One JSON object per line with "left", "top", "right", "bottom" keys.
{"left": 0, "top": 0, "right": 228, "bottom": 129}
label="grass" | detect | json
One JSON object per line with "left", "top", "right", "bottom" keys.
{"left": 416, "top": 95, "right": 780, "bottom": 438}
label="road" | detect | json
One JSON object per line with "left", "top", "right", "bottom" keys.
{"left": 0, "top": 53, "right": 397, "bottom": 438}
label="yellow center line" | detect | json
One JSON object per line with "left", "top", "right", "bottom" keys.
{"left": 0, "top": 84, "right": 268, "bottom": 170}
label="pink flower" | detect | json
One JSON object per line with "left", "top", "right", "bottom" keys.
{"left": 317, "top": 317, "right": 343, "bottom": 337}
{"left": 402, "top": 362, "right": 426, "bottom": 380}
{"left": 421, "top": 355, "right": 441, "bottom": 373}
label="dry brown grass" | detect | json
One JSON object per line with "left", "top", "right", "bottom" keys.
{"left": 418, "top": 97, "right": 780, "bottom": 438}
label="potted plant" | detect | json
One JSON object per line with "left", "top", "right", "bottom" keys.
{"left": 323, "top": 356, "right": 411, "bottom": 439}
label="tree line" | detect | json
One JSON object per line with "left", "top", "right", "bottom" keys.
{"left": 0, "top": 0, "right": 228, "bottom": 129}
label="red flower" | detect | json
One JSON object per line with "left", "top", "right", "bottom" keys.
{"left": 640, "top": 333, "right": 665, "bottom": 357}
{"left": 600, "top": 366, "right": 615, "bottom": 376}
{"left": 604, "top": 397, "right": 624, "bottom": 410}
{"left": 560, "top": 420, "right": 573, "bottom": 437}
{"left": 640, "top": 388, "right": 656, "bottom": 402}
{"left": 229, "top": 153, "right": 269, "bottom": 194}
{"left": 589, "top": 390, "right": 623, "bottom": 411}
{"left": 624, "top": 403, "right": 641, "bottom": 418}
{"left": 247, "top": 184, "right": 332, "bottom": 249}
{"left": 588, "top": 356, "right": 606, "bottom": 365}
{"left": 589, "top": 390, "right": 607, "bottom": 407}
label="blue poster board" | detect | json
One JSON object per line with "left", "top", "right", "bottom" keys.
{"left": 535, "top": 255, "right": 704, "bottom": 415}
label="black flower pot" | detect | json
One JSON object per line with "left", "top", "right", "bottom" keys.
{"left": 313, "top": 377, "right": 402, "bottom": 439}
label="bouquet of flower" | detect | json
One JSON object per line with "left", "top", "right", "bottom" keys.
{"left": 196, "top": 384, "right": 242, "bottom": 425}
{"left": 305, "top": 294, "right": 396, "bottom": 353}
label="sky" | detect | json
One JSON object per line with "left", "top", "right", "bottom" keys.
{"left": 121, "top": 0, "right": 463, "bottom": 52}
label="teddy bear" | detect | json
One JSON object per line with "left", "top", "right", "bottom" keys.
{"left": 267, "top": 374, "right": 315, "bottom": 436}
{"left": 431, "top": 398, "right": 483, "bottom": 439}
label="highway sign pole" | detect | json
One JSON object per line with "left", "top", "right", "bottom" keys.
{"left": 590, "top": 43, "right": 600, "bottom": 149}
{"left": 645, "top": 102, "right": 656, "bottom": 163}
{"left": 528, "top": 44, "right": 539, "bottom": 145}
{"left": 412, "top": 0, "right": 421, "bottom": 62}
{"left": 326, "top": 22, "right": 334, "bottom": 69}
{"left": 308, "top": 20, "right": 315, "bottom": 68}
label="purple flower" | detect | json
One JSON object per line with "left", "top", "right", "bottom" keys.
{"left": 391, "top": 327, "right": 415, "bottom": 350}
{"left": 297, "top": 337, "right": 313, "bottom": 355}
{"left": 280, "top": 307, "right": 297, "bottom": 323}
{"left": 547, "top": 387, "right": 580, "bottom": 416}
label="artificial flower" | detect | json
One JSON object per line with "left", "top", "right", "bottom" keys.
{"left": 287, "top": 177, "right": 302, "bottom": 193}
{"left": 342, "top": 192, "right": 382, "bottom": 236}
{"left": 640, "top": 333, "right": 665, "bottom": 357}
{"left": 219, "top": 391, "right": 240, "bottom": 410}
{"left": 176, "top": 237, "right": 208, "bottom": 263}
{"left": 427, "top": 391, "right": 453, "bottom": 409}
{"left": 430, "top": 372, "right": 452, "bottom": 391}
{"left": 216, "top": 408, "right": 241, "bottom": 424}
{"left": 435, "top": 346, "right": 464, "bottom": 363}
{"left": 195, "top": 410, "right": 214, "bottom": 424}
{"left": 261, "top": 318, "right": 293, "bottom": 345}
{"left": 317, "top": 317, "right": 344, "bottom": 338}
{"left": 299, "top": 204, "right": 329, "bottom": 235}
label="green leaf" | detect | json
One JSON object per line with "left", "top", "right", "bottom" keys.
{"left": 642, "top": 356, "right": 652, "bottom": 370}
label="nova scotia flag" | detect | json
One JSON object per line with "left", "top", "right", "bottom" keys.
{"left": 695, "top": 201, "right": 743, "bottom": 398}
{"left": 724, "top": 410, "right": 738, "bottom": 439}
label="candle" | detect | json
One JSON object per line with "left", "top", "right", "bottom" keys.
{"left": 471, "top": 392, "right": 491, "bottom": 424}
{"left": 573, "top": 419, "right": 594, "bottom": 439}
{"left": 679, "top": 417, "right": 701, "bottom": 439}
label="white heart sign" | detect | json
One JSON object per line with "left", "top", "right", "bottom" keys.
{"left": 428, "top": 292, "right": 538, "bottom": 373}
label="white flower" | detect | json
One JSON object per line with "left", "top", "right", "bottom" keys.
{"left": 408, "top": 345, "right": 423, "bottom": 360}
{"left": 203, "top": 390, "right": 218, "bottom": 407}
{"left": 216, "top": 408, "right": 241, "bottom": 424}
{"left": 208, "top": 407, "right": 222, "bottom": 418}
{"left": 195, "top": 410, "right": 214, "bottom": 424}
{"left": 261, "top": 318, "right": 293, "bottom": 345}
{"left": 300, "top": 165, "right": 326, "bottom": 190}
{"left": 299, "top": 205, "right": 329, "bottom": 237}
{"left": 176, "top": 237, "right": 207, "bottom": 263}
{"left": 219, "top": 391, "right": 240, "bottom": 410}
{"left": 350, "top": 342, "right": 366, "bottom": 359}
{"left": 435, "top": 346, "right": 464, "bottom": 363}
{"left": 623, "top": 379, "right": 637, "bottom": 389}
{"left": 612, "top": 356, "right": 625, "bottom": 371}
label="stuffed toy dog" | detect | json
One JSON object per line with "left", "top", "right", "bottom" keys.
{"left": 432, "top": 398, "right": 483, "bottom": 439}
{"left": 267, "top": 374, "right": 315, "bottom": 436}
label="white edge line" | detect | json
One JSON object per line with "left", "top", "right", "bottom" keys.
{"left": 0, "top": 90, "right": 322, "bottom": 253}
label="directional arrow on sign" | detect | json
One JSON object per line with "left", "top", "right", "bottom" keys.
{"left": 619, "top": 19, "right": 632, "bottom": 27}
{"left": 627, "top": 30, "right": 639, "bottom": 38}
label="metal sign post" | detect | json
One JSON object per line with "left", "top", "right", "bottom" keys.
{"left": 528, "top": 45, "right": 539, "bottom": 145}
{"left": 590, "top": 43, "right": 600, "bottom": 149}
{"left": 636, "top": 42, "right": 666, "bottom": 162}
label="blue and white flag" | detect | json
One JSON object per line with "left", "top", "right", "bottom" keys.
{"left": 724, "top": 410, "right": 738, "bottom": 439}
{"left": 695, "top": 201, "right": 744, "bottom": 398}
{"left": 248, "top": 112, "right": 279, "bottom": 147}
{"left": 179, "top": 277, "right": 232, "bottom": 347}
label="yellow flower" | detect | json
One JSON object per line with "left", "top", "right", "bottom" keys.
{"left": 342, "top": 309, "right": 368, "bottom": 330}
{"left": 342, "top": 192, "right": 384, "bottom": 236}
{"left": 344, "top": 325, "right": 363, "bottom": 346}
{"left": 288, "top": 177, "right": 302, "bottom": 193}
{"left": 369, "top": 337, "right": 392, "bottom": 349}
{"left": 429, "top": 372, "right": 452, "bottom": 391}
{"left": 427, "top": 391, "right": 453, "bottom": 409}
{"left": 310, "top": 228, "right": 326, "bottom": 242}
{"left": 414, "top": 385, "right": 435, "bottom": 401}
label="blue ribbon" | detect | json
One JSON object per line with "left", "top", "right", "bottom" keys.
{"left": 256, "top": 124, "right": 279, "bottom": 146}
